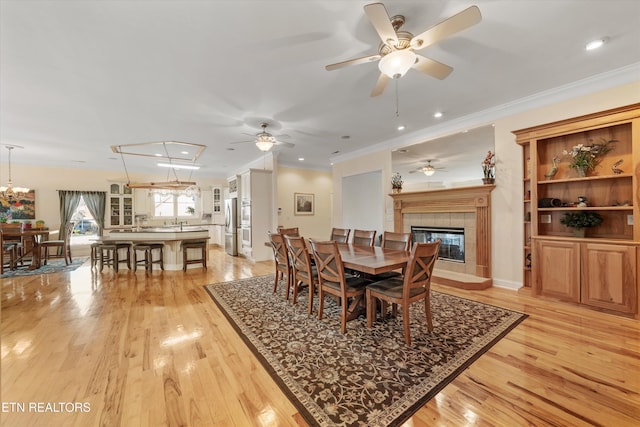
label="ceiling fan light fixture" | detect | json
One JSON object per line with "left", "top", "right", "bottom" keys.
{"left": 378, "top": 49, "right": 416, "bottom": 79}
{"left": 423, "top": 166, "right": 436, "bottom": 176}
{"left": 255, "top": 135, "right": 276, "bottom": 152}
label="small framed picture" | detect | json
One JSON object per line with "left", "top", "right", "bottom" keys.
{"left": 294, "top": 193, "right": 314, "bottom": 215}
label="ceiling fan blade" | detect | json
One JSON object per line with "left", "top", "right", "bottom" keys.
{"left": 229, "top": 140, "right": 253, "bottom": 145}
{"left": 370, "top": 73, "right": 389, "bottom": 97}
{"left": 410, "top": 5, "right": 481, "bottom": 51}
{"left": 325, "top": 53, "right": 381, "bottom": 71}
{"left": 364, "top": 3, "right": 398, "bottom": 46}
{"left": 413, "top": 55, "right": 453, "bottom": 80}
{"left": 276, "top": 141, "right": 295, "bottom": 148}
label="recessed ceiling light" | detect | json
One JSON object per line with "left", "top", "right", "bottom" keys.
{"left": 226, "top": 148, "right": 235, "bottom": 151}
{"left": 180, "top": 151, "right": 189, "bottom": 155}
{"left": 586, "top": 38, "right": 607, "bottom": 50}
{"left": 433, "top": 112, "right": 443, "bottom": 118}
{"left": 298, "top": 157, "right": 304, "bottom": 161}
{"left": 397, "top": 124, "right": 405, "bottom": 131}
{"left": 341, "top": 135, "right": 350, "bottom": 140}
{"left": 397, "top": 149, "right": 409, "bottom": 154}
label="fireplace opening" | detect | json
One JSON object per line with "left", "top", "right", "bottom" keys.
{"left": 411, "top": 226, "right": 465, "bottom": 263}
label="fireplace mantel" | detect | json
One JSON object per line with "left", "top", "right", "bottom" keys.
{"left": 390, "top": 185, "right": 495, "bottom": 287}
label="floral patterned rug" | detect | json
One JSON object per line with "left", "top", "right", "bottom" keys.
{"left": 205, "top": 275, "right": 527, "bottom": 427}
{"left": 1, "top": 257, "right": 87, "bottom": 278}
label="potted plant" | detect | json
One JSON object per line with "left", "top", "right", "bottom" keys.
{"left": 562, "top": 138, "right": 615, "bottom": 177}
{"left": 481, "top": 150, "right": 496, "bottom": 184}
{"left": 391, "top": 172, "right": 403, "bottom": 193}
{"left": 35, "top": 220, "right": 45, "bottom": 228}
{"left": 560, "top": 211, "right": 603, "bottom": 237}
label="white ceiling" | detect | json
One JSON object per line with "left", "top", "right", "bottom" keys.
{"left": 1, "top": 0, "right": 639, "bottom": 180}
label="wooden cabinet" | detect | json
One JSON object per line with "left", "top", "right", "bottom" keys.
{"left": 514, "top": 103, "right": 640, "bottom": 318}
{"left": 108, "top": 183, "right": 134, "bottom": 227}
{"left": 581, "top": 243, "right": 636, "bottom": 313}
{"left": 534, "top": 239, "right": 580, "bottom": 302}
{"left": 535, "top": 239, "right": 637, "bottom": 314}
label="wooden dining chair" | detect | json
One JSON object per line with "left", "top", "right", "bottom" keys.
{"left": 352, "top": 229, "right": 376, "bottom": 246}
{"left": 269, "top": 232, "right": 292, "bottom": 298}
{"left": 330, "top": 227, "right": 350, "bottom": 243}
{"left": 371, "top": 231, "right": 413, "bottom": 280}
{"left": 277, "top": 227, "right": 299, "bottom": 237}
{"left": 366, "top": 240, "right": 441, "bottom": 345}
{"left": 1, "top": 223, "right": 24, "bottom": 267}
{"left": 1, "top": 231, "right": 17, "bottom": 274}
{"left": 381, "top": 231, "right": 412, "bottom": 251}
{"left": 284, "top": 235, "right": 318, "bottom": 314}
{"left": 40, "top": 222, "right": 74, "bottom": 265}
{"left": 309, "top": 239, "right": 371, "bottom": 334}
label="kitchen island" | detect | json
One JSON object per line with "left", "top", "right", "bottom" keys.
{"left": 107, "top": 226, "right": 210, "bottom": 271}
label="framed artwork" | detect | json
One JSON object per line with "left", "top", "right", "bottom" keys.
{"left": 0, "top": 190, "right": 36, "bottom": 220}
{"left": 294, "top": 193, "right": 314, "bottom": 215}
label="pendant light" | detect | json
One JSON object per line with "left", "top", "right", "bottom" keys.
{"left": 0, "top": 145, "right": 30, "bottom": 201}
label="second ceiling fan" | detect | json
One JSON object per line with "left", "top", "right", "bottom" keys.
{"left": 325, "top": 3, "right": 481, "bottom": 97}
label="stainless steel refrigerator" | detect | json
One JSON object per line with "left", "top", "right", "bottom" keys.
{"left": 224, "top": 198, "right": 238, "bottom": 256}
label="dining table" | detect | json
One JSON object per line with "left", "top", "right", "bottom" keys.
{"left": 336, "top": 243, "right": 409, "bottom": 275}
{"left": 1, "top": 227, "right": 51, "bottom": 270}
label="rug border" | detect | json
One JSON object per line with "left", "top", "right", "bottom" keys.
{"left": 205, "top": 277, "right": 320, "bottom": 425}
{"left": 204, "top": 274, "right": 528, "bottom": 427}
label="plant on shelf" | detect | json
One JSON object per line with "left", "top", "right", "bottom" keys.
{"left": 560, "top": 211, "right": 603, "bottom": 229}
{"left": 391, "top": 172, "right": 403, "bottom": 192}
{"left": 481, "top": 150, "right": 496, "bottom": 183}
{"left": 562, "top": 138, "right": 615, "bottom": 176}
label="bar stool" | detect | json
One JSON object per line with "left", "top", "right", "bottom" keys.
{"left": 92, "top": 241, "right": 132, "bottom": 272}
{"left": 133, "top": 242, "right": 164, "bottom": 272}
{"left": 181, "top": 239, "right": 208, "bottom": 271}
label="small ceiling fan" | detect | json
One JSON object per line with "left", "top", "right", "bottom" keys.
{"left": 325, "top": 3, "right": 481, "bottom": 97}
{"left": 409, "top": 160, "right": 447, "bottom": 176}
{"left": 230, "top": 123, "right": 295, "bottom": 152}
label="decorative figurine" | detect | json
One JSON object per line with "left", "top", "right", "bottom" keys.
{"left": 544, "top": 156, "right": 560, "bottom": 180}
{"left": 612, "top": 159, "right": 624, "bottom": 174}
{"left": 577, "top": 196, "right": 588, "bottom": 207}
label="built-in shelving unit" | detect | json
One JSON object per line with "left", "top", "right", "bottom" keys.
{"left": 513, "top": 103, "right": 639, "bottom": 318}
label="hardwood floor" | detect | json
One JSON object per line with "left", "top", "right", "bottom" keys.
{"left": 2, "top": 247, "right": 639, "bottom": 426}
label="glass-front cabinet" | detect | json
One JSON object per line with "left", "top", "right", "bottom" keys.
{"left": 108, "top": 183, "right": 134, "bottom": 227}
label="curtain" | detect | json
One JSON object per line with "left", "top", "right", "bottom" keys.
{"left": 57, "top": 190, "right": 107, "bottom": 236}
{"left": 57, "top": 191, "right": 82, "bottom": 234}
{"left": 82, "top": 191, "right": 106, "bottom": 236}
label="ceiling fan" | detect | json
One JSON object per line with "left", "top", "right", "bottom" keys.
{"left": 230, "top": 123, "right": 295, "bottom": 152}
{"left": 325, "top": 3, "right": 481, "bottom": 97}
{"left": 409, "top": 160, "right": 447, "bottom": 176}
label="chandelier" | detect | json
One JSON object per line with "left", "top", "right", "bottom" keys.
{"left": 0, "top": 145, "right": 30, "bottom": 201}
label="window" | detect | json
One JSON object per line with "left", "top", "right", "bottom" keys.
{"left": 152, "top": 191, "right": 197, "bottom": 218}
{"left": 70, "top": 196, "right": 98, "bottom": 245}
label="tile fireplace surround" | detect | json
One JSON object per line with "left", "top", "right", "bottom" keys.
{"left": 390, "top": 185, "right": 495, "bottom": 289}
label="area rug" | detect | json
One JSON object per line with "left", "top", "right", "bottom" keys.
{"left": 205, "top": 275, "right": 527, "bottom": 427}
{"left": 1, "top": 257, "right": 88, "bottom": 278}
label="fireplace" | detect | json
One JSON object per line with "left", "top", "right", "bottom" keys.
{"left": 411, "top": 226, "right": 465, "bottom": 263}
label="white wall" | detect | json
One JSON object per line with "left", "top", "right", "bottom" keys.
{"left": 342, "top": 170, "right": 384, "bottom": 240}
{"left": 332, "top": 81, "right": 640, "bottom": 289}
{"left": 276, "top": 166, "right": 332, "bottom": 238}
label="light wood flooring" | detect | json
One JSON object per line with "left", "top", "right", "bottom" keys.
{"left": 1, "top": 247, "right": 639, "bottom": 426}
